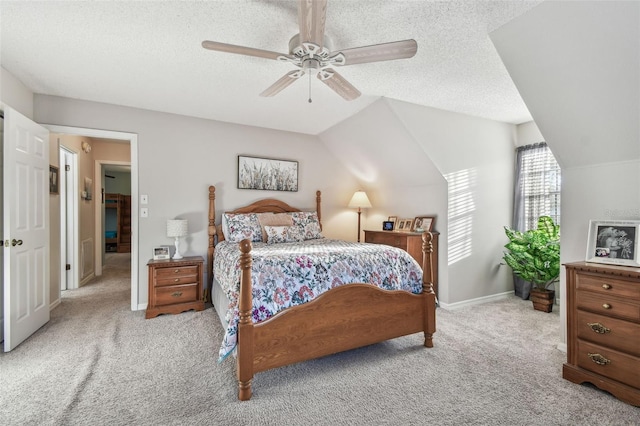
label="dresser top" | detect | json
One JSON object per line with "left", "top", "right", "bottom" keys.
{"left": 565, "top": 261, "right": 640, "bottom": 278}
{"left": 147, "top": 256, "right": 204, "bottom": 266}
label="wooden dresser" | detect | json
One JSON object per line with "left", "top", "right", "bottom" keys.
{"left": 563, "top": 262, "right": 640, "bottom": 406}
{"left": 146, "top": 256, "right": 205, "bottom": 319}
{"left": 364, "top": 230, "right": 439, "bottom": 297}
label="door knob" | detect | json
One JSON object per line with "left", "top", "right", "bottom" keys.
{"left": 11, "top": 239, "right": 23, "bottom": 247}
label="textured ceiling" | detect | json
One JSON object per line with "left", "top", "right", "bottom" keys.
{"left": 0, "top": 0, "right": 542, "bottom": 135}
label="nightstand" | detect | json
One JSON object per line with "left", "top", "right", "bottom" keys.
{"left": 146, "top": 256, "right": 205, "bottom": 319}
{"left": 364, "top": 230, "right": 439, "bottom": 297}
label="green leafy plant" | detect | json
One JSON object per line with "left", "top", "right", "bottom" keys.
{"left": 503, "top": 216, "right": 560, "bottom": 291}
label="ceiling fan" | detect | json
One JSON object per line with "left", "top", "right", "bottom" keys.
{"left": 201, "top": 0, "right": 417, "bottom": 102}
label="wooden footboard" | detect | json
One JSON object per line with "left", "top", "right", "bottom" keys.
{"left": 207, "top": 185, "right": 436, "bottom": 401}
{"left": 237, "top": 233, "right": 436, "bottom": 401}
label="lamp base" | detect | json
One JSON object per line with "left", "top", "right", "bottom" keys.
{"left": 172, "top": 237, "right": 184, "bottom": 260}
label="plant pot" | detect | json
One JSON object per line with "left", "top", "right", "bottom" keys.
{"left": 530, "top": 288, "right": 555, "bottom": 313}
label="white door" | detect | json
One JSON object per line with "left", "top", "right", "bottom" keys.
{"left": 3, "top": 107, "right": 50, "bottom": 352}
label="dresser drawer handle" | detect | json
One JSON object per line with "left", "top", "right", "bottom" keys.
{"left": 174, "top": 278, "right": 180, "bottom": 282}
{"left": 587, "top": 353, "right": 611, "bottom": 366}
{"left": 601, "top": 283, "right": 612, "bottom": 290}
{"left": 174, "top": 269, "right": 180, "bottom": 273}
{"left": 602, "top": 303, "right": 611, "bottom": 309}
{"left": 171, "top": 291, "right": 183, "bottom": 297}
{"left": 587, "top": 322, "right": 611, "bottom": 334}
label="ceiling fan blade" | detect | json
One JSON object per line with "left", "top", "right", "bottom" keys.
{"left": 260, "top": 70, "right": 305, "bottom": 97}
{"left": 332, "top": 39, "right": 418, "bottom": 66}
{"left": 298, "top": 0, "right": 327, "bottom": 48}
{"left": 202, "top": 40, "right": 289, "bottom": 61}
{"left": 317, "top": 69, "right": 361, "bottom": 101}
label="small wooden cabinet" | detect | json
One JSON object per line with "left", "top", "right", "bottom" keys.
{"left": 146, "top": 256, "right": 205, "bottom": 319}
{"left": 364, "top": 230, "right": 439, "bottom": 297}
{"left": 563, "top": 262, "right": 640, "bottom": 406}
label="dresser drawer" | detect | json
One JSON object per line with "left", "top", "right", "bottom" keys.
{"left": 154, "top": 283, "right": 198, "bottom": 306}
{"left": 155, "top": 266, "right": 199, "bottom": 287}
{"left": 577, "top": 340, "right": 640, "bottom": 389}
{"left": 365, "top": 233, "right": 405, "bottom": 248}
{"left": 576, "top": 291, "right": 640, "bottom": 322}
{"left": 577, "top": 310, "right": 640, "bottom": 356}
{"left": 576, "top": 273, "right": 640, "bottom": 299}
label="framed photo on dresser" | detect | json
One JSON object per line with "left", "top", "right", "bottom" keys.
{"left": 586, "top": 220, "right": 640, "bottom": 267}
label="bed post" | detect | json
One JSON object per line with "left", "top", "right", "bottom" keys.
{"left": 207, "top": 186, "right": 216, "bottom": 303}
{"left": 422, "top": 231, "right": 436, "bottom": 348}
{"left": 316, "top": 190, "right": 322, "bottom": 231}
{"left": 237, "top": 239, "right": 254, "bottom": 401}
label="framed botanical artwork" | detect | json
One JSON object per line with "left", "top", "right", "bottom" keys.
{"left": 412, "top": 216, "right": 435, "bottom": 232}
{"left": 237, "top": 155, "right": 298, "bottom": 192}
{"left": 49, "top": 165, "right": 59, "bottom": 194}
{"left": 397, "top": 218, "right": 414, "bottom": 232}
{"left": 586, "top": 220, "right": 640, "bottom": 267}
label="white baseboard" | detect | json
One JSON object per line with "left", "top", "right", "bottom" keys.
{"left": 50, "top": 298, "right": 61, "bottom": 311}
{"left": 438, "top": 290, "right": 515, "bottom": 311}
{"left": 557, "top": 343, "right": 567, "bottom": 353}
{"left": 80, "top": 273, "right": 95, "bottom": 287}
{"left": 136, "top": 303, "right": 147, "bottom": 311}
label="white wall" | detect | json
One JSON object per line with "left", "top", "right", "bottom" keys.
{"left": 491, "top": 0, "right": 640, "bottom": 347}
{"left": 1, "top": 66, "right": 34, "bottom": 120}
{"left": 320, "top": 98, "right": 516, "bottom": 306}
{"left": 516, "top": 121, "right": 544, "bottom": 148}
{"left": 34, "top": 94, "right": 358, "bottom": 307}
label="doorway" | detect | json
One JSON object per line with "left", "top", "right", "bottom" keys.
{"left": 47, "top": 125, "right": 139, "bottom": 311}
{"left": 59, "top": 146, "right": 78, "bottom": 291}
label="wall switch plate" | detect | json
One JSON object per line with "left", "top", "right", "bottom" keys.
{"left": 140, "top": 208, "right": 148, "bottom": 217}
{"left": 141, "top": 194, "right": 148, "bottom": 204}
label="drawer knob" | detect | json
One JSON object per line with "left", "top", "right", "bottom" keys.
{"left": 602, "top": 303, "right": 611, "bottom": 309}
{"left": 602, "top": 283, "right": 611, "bottom": 290}
{"left": 174, "top": 278, "right": 180, "bottom": 282}
{"left": 587, "top": 353, "right": 611, "bottom": 366}
{"left": 171, "top": 291, "right": 183, "bottom": 297}
{"left": 587, "top": 322, "right": 611, "bottom": 334}
{"left": 174, "top": 269, "right": 180, "bottom": 273}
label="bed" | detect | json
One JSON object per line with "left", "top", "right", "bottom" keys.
{"left": 206, "top": 185, "right": 436, "bottom": 400}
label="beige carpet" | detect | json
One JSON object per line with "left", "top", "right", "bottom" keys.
{"left": 1, "top": 254, "right": 638, "bottom": 425}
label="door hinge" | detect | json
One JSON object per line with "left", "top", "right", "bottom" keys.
{"left": 65, "top": 165, "right": 70, "bottom": 171}
{"left": 66, "top": 264, "right": 71, "bottom": 270}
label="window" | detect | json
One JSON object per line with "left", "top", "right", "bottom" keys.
{"left": 513, "top": 142, "right": 561, "bottom": 232}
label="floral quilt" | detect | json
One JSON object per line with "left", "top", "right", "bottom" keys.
{"left": 214, "top": 238, "right": 424, "bottom": 362}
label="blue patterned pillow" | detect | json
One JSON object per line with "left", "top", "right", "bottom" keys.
{"left": 224, "top": 213, "right": 262, "bottom": 242}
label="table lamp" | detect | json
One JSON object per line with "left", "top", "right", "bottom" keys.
{"left": 167, "top": 219, "right": 188, "bottom": 260}
{"left": 348, "top": 190, "right": 372, "bottom": 242}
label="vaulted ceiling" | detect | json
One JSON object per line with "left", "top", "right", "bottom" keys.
{"left": 0, "top": 0, "right": 542, "bottom": 135}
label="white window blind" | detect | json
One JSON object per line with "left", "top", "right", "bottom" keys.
{"left": 514, "top": 142, "right": 561, "bottom": 231}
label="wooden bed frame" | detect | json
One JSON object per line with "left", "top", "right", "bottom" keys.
{"left": 207, "top": 185, "right": 436, "bottom": 400}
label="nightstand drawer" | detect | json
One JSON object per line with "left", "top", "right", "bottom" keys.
{"left": 154, "top": 283, "right": 198, "bottom": 306}
{"left": 576, "top": 274, "right": 640, "bottom": 299}
{"left": 577, "top": 310, "right": 640, "bottom": 356}
{"left": 576, "top": 291, "right": 640, "bottom": 321}
{"left": 577, "top": 340, "right": 640, "bottom": 388}
{"left": 155, "top": 265, "right": 199, "bottom": 279}
{"left": 155, "top": 273, "right": 198, "bottom": 287}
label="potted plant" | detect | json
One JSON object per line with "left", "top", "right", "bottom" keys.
{"left": 503, "top": 216, "right": 560, "bottom": 312}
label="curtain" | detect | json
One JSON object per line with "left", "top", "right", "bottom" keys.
{"left": 512, "top": 142, "right": 561, "bottom": 299}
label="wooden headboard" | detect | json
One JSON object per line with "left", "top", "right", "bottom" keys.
{"left": 206, "top": 185, "right": 322, "bottom": 300}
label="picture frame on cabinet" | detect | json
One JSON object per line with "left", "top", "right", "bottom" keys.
{"left": 397, "top": 218, "right": 414, "bottom": 232}
{"left": 586, "top": 220, "right": 640, "bottom": 267}
{"left": 153, "top": 246, "right": 171, "bottom": 261}
{"left": 412, "top": 216, "right": 435, "bottom": 232}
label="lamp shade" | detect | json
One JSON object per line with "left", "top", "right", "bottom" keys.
{"left": 167, "top": 219, "right": 188, "bottom": 237}
{"left": 348, "top": 191, "right": 372, "bottom": 209}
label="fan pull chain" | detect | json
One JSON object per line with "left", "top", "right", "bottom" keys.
{"left": 308, "top": 72, "right": 312, "bottom": 103}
